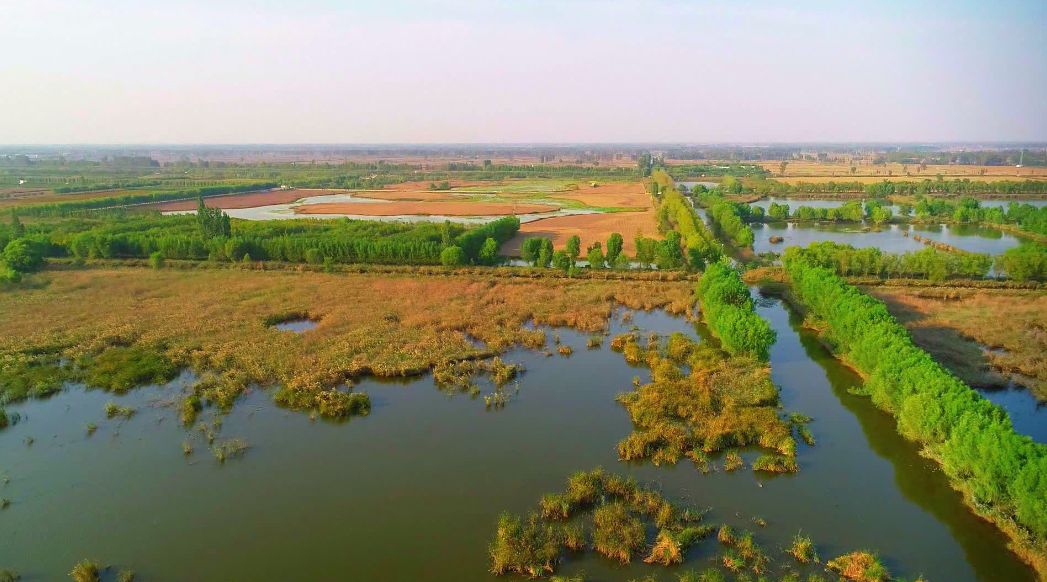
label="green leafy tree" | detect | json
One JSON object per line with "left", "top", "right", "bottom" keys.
{"left": 605, "top": 232, "right": 623, "bottom": 265}
{"left": 2, "top": 239, "right": 43, "bottom": 272}
{"left": 586, "top": 242, "right": 605, "bottom": 270}
{"left": 551, "top": 250, "right": 572, "bottom": 272}
{"left": 566, "top": 235, "right": 581, "bottom": 260}
{"left": 537, "top": 239, "right": 553, "bottom": 268}
{"left": 479, "top": 237, "right": 500, "bottom": 265}
{"left": 440, "top": 245, "right": 466, "bottom": 267}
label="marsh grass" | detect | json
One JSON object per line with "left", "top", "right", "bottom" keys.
{"left": 104, "top": 402, "right": 135, "bottom": 419}
{"left": 788, "top": 533, "right": 818, "bottom": 563}
{"left": 82, "top": 347, "right": 177, "bottom": 393}
{"left": 722, "top": 451, "right": 744, "bottom": 472}
{"left": 69, "top": 560, "right": 101, "bottom": 582}
{"left": 826, "top": 551, "right": 890, "bottom": 582}
{"left": 611, "top": 332, "right": 799, "bottom": 472}
{"left": 0, "top": 268, "right": 689, "bottom": 421}
{"left": 490, "top": 468, "right": 712, "bottom": 576}
{"left": 212, "top": 438, "right": 249, "bottom": 463}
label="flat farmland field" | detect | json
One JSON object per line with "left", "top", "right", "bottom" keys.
{"left": 759, "top": 160, "right": 1047, "bottom": 180}
{"left": 500, "top": 208, "right": 659, "bottom": 256}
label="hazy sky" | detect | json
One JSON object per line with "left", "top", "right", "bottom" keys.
{"left": 1, "top": 0, "right": 1044, "bottom": 144}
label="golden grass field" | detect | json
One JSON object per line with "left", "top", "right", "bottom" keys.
{"left": 759, "top": 160, "right": 1047, "bottom": 181}
{"left": 501, "top": 209, "right": 659, "bottom": 257}
{"left": 0, "top": 267, "right": 691, "bottom": 398}
{"left": 867, "top": 286, "right": 1047, "bottom": 401}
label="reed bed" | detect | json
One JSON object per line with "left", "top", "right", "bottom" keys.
{"left": 610, "top": 332, "right": 798, "bottom": 472}
{"left": 0, "top": 268, "right": 690, "bottom": 422}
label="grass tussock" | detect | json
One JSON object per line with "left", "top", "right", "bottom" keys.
{"left": 104, "top": 402, "right": 135, "bottom": 419}
{"left": 825, "top": 551, "right": 890, "bottom": 582}
{"left": 611, "top": 332, "right": 799, "bottom": 472}
{"left": 69, "top": 560, "right": 101, "bottom": 582}
{"left": 788, "top": 533, "right": 818, "bottom": 563}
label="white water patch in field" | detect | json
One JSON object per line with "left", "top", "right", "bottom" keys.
{"left": 164, "top": 192, "right": 598, "bottom": 224}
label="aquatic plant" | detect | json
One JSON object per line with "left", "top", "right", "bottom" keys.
{"left": 751, "top": 454, "right": 798, "bottom": 474}
{"left": 557, "top": 345, "right": 573, "bottom": 357}
{"left": 826, "top": 551, "right": 890, "bottom": 582}
{"left": 69, "top": 560, "right": 101, "bottom": 582}
{"left": 613, "top": 332, "right": 798, "bottom": 473}
{"left": 104, "top": 402, "right": 135, "bottom": 419}
{"left": 677, "top": 569, "right": 725, "bottom": 582}
{"left": 212, "top": 438, "right": 249, "bottom": 463}
{"left": 788, "top": 533, "right": 818, "bottom": 563}
{"left": 86, "top": 423, "right": 97, "bottom": 435}
{"left": 490, "top": 468, "right": 715, "bottom": 576}
{"left": 592, "top": 502, "right": 645, "bottom": 563}
{"left": 0, "top": 569, "right": 19, "bottom": 582}
{"left": 0, "top": 498, "right": 10, "bottom": 509}
{"left": 722, "top": 451, "right": 744, "bottom": 472}
{"left": 717, "top": 524, "right": 735, "bottom": 545}
{"left": 489, "top": 512, "right": 559, "bottom": 577}
{"left": 180, "top": 393, "right": 202, "bottom": 426}
{"left": 117, "top": 570, "right": 136, "bottom": 582}
{"left": 182, "top": 440, "right": 193, "bottom": 455}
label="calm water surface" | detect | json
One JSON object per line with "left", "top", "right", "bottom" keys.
{"left": 0, "top": 302, "right": 1035, "bottom": 581}
{"left": 752, "top": 222, "right": 1022, "bottom": 256}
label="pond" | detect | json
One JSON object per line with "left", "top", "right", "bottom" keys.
{"left": 748, "top": 197, "right": 1047, "bottom": 213}
{"left": 0, "top": 300, "right": 1036, "bottom": 581}
{"left": 271, "top": 318, "right": 317, "bottom": 333}
{"left": 752, "top": 222, "right": 1022, "bottom": 256}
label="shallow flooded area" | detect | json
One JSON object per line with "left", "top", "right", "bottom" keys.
{"left": 0, "top": 299, "right": 1035, "bottom": 581}
{"left": 752, "top": 221, "right": 1022, "bottom": 256}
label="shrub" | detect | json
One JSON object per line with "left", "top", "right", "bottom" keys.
{"left": 440, "top": 245, "right": 466, "bottom": 267}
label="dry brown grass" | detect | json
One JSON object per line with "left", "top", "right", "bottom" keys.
{"left": 867, "top": 286, "right": 1047, "bottom": 400}
{"left": 500, "top": 209, "right": 658, "bottom": 256}
{"left": 0, "top": 267, "right": 691, "bottom": 404}
{"left": 555, "top": 181, "right": 651, "bottom": 209}
{"left": 157, "top": 188, "right": 333, "bottom": 211}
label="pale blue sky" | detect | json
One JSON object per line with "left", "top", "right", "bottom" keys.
{"left": 1, "top": 0, "right": 1044, "bottom": 143}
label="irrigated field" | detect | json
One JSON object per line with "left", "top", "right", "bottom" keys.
{"left": 867, "top": 286, "right": 1047, "bottom": 401}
